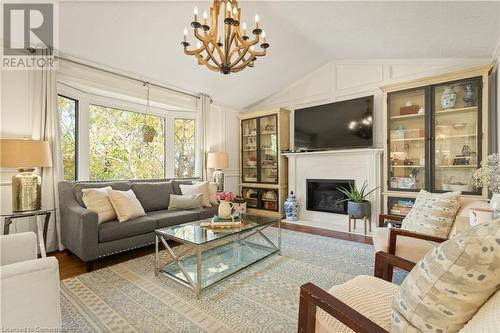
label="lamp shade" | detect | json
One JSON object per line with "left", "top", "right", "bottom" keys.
{"left": 0, "top": 139, "right": 52, "bottom": 168}
{"left": 206, "top": 152, "right": 229, "bottom": 169}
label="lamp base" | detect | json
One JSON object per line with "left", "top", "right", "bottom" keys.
{"left": 212, "top": 169, "right": 224, "bottom": 192}
{"left": 12, "top": 168, "right": 41, "bottom": 212}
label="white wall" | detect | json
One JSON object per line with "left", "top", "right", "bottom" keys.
{"left": 248, "top": 58, "right": 492, "bottom": 149}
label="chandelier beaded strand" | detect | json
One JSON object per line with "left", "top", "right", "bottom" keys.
{"left": 181, "top": 0, "right": 269, "bottom": 74}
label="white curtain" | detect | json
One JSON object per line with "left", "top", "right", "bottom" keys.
{"left": 30, "top": 50, "right": 64, "bottom": 252}
{"left": 198, "top": 94, "right": 211, "bottom": 181}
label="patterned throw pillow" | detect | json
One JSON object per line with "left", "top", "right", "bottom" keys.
{"left": 391, "top": 219, "right": 500, "bottom": 333}
{"left": 81, "top": 186, "right": 116, "bottom": 224}
{"left": 401, "top": 190, "right": 461, "bottom": 238}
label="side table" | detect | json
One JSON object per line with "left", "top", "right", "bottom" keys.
{"left": 1, "top": 208, "right": 55, "bottom": 257}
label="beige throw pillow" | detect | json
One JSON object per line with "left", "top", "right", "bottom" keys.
{"left": 168, "top": 194, "right": 203, "bottom": 210}
{"left": 391, "top": 219, "right": 500, "bottom": 333}
{"left": 179, "top": 181, "right": 212, "bottom": 208}
{"left": 208, "top": 182, "right": 219, "bottom": 205}
{"left": 81, "top": 186, "right": 116, "bottom": 224}
{"left": 401, "top": 190, "right": 461, "bottom": 238}
{"left": 107, "top": 189, "right": 146, "bottom": 222}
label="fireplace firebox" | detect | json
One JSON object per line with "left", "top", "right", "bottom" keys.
{"left": 306, "top": 179, "right": 355, "bottom": 214}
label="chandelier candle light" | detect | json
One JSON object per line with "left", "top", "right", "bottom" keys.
{"left": 182, "top": 0, "right": 269, "bottom": 74}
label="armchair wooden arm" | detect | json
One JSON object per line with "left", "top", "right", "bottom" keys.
{"left": 298, "top": 282, "right": 388, "bottom": 333}
{"left": 374, "top": 251, "right": 416, "bottom": 282}
{"left": 378, "top": 214, "right": 404, "bottom": 227}
{"left": 387, "top": 228, "right": 447, "bottom": 255}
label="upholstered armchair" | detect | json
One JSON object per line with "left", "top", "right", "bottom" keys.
{"left": 372, "top": 199, "right": 490, "bottom": 281}
{"left": 299, "top": 251, "right": 500, "bottom": 333}
{"left": 0, "top": 232, "right": 62, "bottom": 330}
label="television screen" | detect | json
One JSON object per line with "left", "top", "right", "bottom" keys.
{"left": 294, "top": 96, "right": 373, "bottom": 151}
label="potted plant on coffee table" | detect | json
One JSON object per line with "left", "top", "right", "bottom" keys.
{"left": 337, "top": 181, "right": 380, "bottom": 218}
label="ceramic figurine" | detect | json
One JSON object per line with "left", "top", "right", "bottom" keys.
{"left": 440, "top": 86, "right": 456, "bottom": 109}
{"left": 463, "top": 82, "right": 475, "bottom": 107}
{"left": 284, "top": 191, "right": 299, "bottom": 221}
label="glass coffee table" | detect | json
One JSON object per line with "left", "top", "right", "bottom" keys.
{"left": 154, "top": 214, "right": 281, "bottom": 298}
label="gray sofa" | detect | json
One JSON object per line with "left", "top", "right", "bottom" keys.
{"left": 58, "top": 179, "right": 217, "bottom": 271}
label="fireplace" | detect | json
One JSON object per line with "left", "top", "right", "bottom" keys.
{"left": 306, "top": 179, "right": 355, "bottom": 214}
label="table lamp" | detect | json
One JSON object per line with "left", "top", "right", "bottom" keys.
{"left": 0, "top": 139, "right": 52, "bottom": 212}
{"left": 207, "top": 152, "right": 228, "bottom": 191}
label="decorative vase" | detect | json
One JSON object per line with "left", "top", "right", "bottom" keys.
{"left": 347, "top": 201, "right": 371, "bottom": 218}
{"left": 463, "top": 82, "right": 475, "bottom": 107}
{"left": 440, "top": 86, "right": 457, "bottom": 109}
{"left": 284, "top": 191, "right": 299, "bottom": 221}
{"left": 218, "top": 200, "right": 234, "bottom": 219}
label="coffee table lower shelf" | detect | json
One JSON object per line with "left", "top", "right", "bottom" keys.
{"left": 157, "top": 239, "right": 279, "bottom": 297}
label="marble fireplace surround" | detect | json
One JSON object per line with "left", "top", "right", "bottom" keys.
{"left": 284, "top": 148, "right": 383, "bottom": 234}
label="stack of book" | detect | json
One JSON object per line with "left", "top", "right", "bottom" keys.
{"left": 390, "top": 199, "right": 414, "bottom": 216}
{"left": 200, "top": 215, "right": 242, "bottom": 229}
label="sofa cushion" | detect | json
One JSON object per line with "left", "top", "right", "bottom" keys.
{"left": 193, "top": 206, "right": 218, "bottom": 220}
{"left": 401, "top": 190, "right": 461, "bottom": 238}
{"left": 98, "top": 216, "right": 157, "bottom": 243}
{"left": 316, "top": 275, "right": 399, "bottom": 333}
{"left": 372, "top": 227, "right": 437, "bottom": 263}
{"left": 172, "top": 180, "right": 193, "bottom": 195}
{"left": 148, "top": 209, "right": 200, "bottom": 228}
{"left": 74, "top": 181, "right": 131, "bottom": 207}
{"left": 131, "top": 181, "right": 174, "bottom": 212}
{"left": 391, "top": 219, "right": 500, "bottom": 333}
{"left": 459, "top": 289, "right": 500, "bottom": 333}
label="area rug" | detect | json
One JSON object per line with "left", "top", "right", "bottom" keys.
{"left": 61, "top": 229, "right": 380, "bottom": 332}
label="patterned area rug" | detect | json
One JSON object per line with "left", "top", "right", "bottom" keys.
{"left": 61, "top": 229, "right": 380, "bottom": 332}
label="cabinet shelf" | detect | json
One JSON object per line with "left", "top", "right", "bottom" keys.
{"left": 390, "top": 106, "right": 478, "bottom": 120}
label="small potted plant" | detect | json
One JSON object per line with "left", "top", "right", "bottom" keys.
{"left": 142, "top": 124, "right": 157, "bottom": 143}
{"left": 216, "top": 191, "right": 235, "bottom": 219}
{"left": 337, "top": 181, "right": 380, "bottom": 218}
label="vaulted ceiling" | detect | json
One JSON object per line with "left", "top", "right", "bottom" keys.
{"left": 58, "top": 1, "right": 500, "bottom": 109}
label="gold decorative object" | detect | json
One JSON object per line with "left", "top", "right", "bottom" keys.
{"left": 0, "top": 139, "right": 52, "bottom": 212}
{"left": 181, "top": 0, "right": 269, "bottom": 74}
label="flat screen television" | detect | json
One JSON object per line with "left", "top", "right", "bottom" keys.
{"left": 294, "top": 95, "right": 374, "bottom": 151}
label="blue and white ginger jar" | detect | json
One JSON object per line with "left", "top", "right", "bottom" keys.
{"left": 284, "top": 191, "right": 299, "bottom": 221}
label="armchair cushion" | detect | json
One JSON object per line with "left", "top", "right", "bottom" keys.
{"left": 0, "top": 232, "right": 38, "bottom": 266}
{"left": 372, "top": 227, "right": 436, "bottom": 263}
{"left": 316, "top": 275, "right": 399, "bottom": 333}
{"left": 391, "top": 219, "right": 500, "bottom": 333}
{"left": 459, "top": 290, "right": 500, "bottom": 333}
{"left": 401, "top": 190, "right": 461, "bottom": 238}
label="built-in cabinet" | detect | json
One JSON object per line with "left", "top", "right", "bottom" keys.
{"left": 382, "top": 65, "right": 493, "bottom": 213}
{"left": 240, "top": 108, "right": 290, "bottom": 217}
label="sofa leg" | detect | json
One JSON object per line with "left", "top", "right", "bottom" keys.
{"left": 86, "top": 261, "right": 95, "bottom": 272}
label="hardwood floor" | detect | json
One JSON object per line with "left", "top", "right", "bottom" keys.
{"left": 50, "top": 222, "right": 373, "bottom": 280}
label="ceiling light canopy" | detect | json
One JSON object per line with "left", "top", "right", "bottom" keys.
{"left": 181, "top": 0, "right": 269, "bottom": 75}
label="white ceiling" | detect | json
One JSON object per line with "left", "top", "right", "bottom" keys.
{"left": 58, "top": 1, "right": 500, "bottom": 109}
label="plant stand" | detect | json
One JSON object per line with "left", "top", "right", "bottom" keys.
{"left": 348, "top": 215, "right": 371, "bottom": 235}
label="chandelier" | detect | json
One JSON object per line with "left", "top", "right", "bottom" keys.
{"left": 181, "top": 0, "right": 269, "bottom": 74}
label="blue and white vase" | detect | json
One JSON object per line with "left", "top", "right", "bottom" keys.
{"left": 284, "top": 191, "right": 299, "bottom": 221}
{"left": 463, "top": 82, "right": 475, "bottom": 107}
{"left": 440, "top": 86, "right": 456, "bottom": 109}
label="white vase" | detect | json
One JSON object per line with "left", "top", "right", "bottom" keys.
{"left": 218, "top": 200, "right": 234, "bottom": 219}
{"left": 490, "top": 193, "right": 500, "bottom": 219}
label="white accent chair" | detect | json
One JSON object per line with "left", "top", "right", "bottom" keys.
{"left": 0, "top": 232, "right": 62, "bottom": 330}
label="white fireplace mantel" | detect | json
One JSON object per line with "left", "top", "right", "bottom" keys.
{"left": 283, "top": 148, "right": 384, "bottom": 234}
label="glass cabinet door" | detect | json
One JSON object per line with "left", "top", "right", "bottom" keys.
{"left": 241, "top": 118, "right": 258, "bottom": 183}
{"left": 388, "top": 88, "right": 427, "bottom": 191}
{"left": 431, "top": 78, "right": 481, "bottom": 194}
{"left": 242, "top": 187, "right": 259, "bottom": 208}
{"left": 259, "top": 114, "right": 278, "bottom": 184}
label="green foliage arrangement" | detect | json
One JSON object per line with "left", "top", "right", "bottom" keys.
{"left": 337, "top": 180, "right": 380, "bottom": 203}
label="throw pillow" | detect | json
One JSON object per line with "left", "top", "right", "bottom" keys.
{"left": 401, "top": 190, "right": 461, "bottom": 238}
{"left": 196, "top": 181, "right": 218, "bottom": 205}
{"left": 168, "top": 194, "right": 203, "bottom": 210}
{"left": 81, "top": 186, "right": 116, "bottom": 224}
{"left": 391, "top": 219, "right": 500, "bottom": 333}
{"left": 179, "top": 181, "right": 212, "bottom": 208}
{"left": 107, "top": 189, "right": 146, "bottom": 222}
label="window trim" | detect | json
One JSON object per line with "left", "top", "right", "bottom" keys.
{"left": 57, "top": 94, "right": 79, "bottom": 181}
{"left": 56, "top": 82, "right": 200, "bottom": 180}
